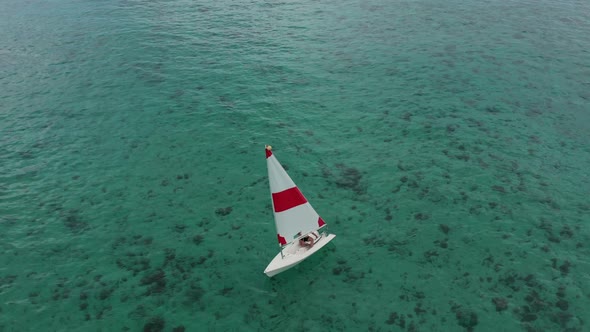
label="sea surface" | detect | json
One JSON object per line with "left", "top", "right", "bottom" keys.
{"left": 1, "top": 0, "right": 589, "bottom": 331}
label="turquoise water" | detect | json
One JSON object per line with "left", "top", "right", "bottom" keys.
{"left": 1, "top": 0, "right": 589, "bottom": 331}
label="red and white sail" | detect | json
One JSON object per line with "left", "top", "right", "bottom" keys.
{"left": 266, "top": 146, "right": 326, "bottom": 246}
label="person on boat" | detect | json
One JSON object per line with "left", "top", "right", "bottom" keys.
{"left": 299, "top": 231, "right": 320, "bottom": 248}
{"left": 299, "top": 235, "right": 314, "bottom": 247}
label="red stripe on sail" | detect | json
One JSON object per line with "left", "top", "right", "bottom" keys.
{"left": 277, "top": 234, "right": 286, "bottom": 245}
{"left": 272, "top": 187, "right": 307, "bottom": 212}
{"left": 318, "top": 217, "right": 325, "bottom": 227}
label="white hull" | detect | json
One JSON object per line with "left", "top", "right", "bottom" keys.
{"left": 264, "top": 233, "right": 336, "bottom": 277}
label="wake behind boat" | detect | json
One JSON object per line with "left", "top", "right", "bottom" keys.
{"left": 263, "top": 145, "right": 336, "bottom": 277}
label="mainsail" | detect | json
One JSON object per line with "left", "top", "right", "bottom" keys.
{"left": 266, "top": 146, "right": 326, "bottom": 246}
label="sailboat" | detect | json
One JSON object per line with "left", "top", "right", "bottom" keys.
{"left": 263, "top": 145, "right": 336, "bottom": 277}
